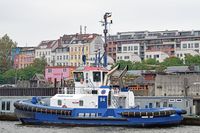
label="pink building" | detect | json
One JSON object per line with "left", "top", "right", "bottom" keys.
{"left": 45, "top": 66, "right": 76, "bottom": 83}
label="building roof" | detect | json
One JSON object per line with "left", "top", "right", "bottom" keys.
{"left": 165, "top": 66, "right": 190, "bottom": 73}
{"left": 31, "top": 74, "right": 45, "bottom": 81}
{"left": 46, "top": 66, "right": 76, "bottom": 69}
{"left": 61, "top": 34, "right": 99, "bottom": 44}
{"left": 37, "top": 40, "right": 57, "bottom": 49}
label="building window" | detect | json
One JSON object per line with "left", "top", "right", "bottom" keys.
{"left": 63, "top": 55, "right": 65, "bottom": 60}
{"left": 182, "top": 44, "right": 187, "bottom": 48}
{"left": 163, "top": 102, "right": 167, "bottom": 107}
{"left": 123, "top": 46, "right": 127, "bottom": 51}
{"left": 169, "top": 104, "right": 173, "bottom": 107}
{"left": 1, "top": 101, "right": 5, "bottom": 110}
{"left": 195, "top": 43, "right": 199, "bottom": 48}
{"left": 169, "top": 99, "right": 175, "bottom": 102}
{"left": 60, "top": 56, "right": 62, "bottom": 60}
{"left": 124, "top": 56, "right": 129, "bottom": 59}
{"left": 134, "top": 46, "right": 138, "bottom": 50}
{"left": 149, "top": 103, "right": 153, "bottom": 108}
{"left": 63, "top": 68, "right": 66, "bottom": 72}
{"left": 58, "top": 100, "right": 62, "bottom": 106}
{"left": 79, "top": 100, "right": 83, "bottom": 106}
{"left": 176, "top": 99, "right": 182, "bottom": 102}
{"left": 186, "top": 101, "right": 189, "bottom": 107}
{"left": 128, "top": 46, "right": 131, "bottom": 51}
{"left": 131, "top": 46, "right": 133, "bottom": 51}
{"left": 156, "top": 102, "right": 160, "bottom": 108}
{"left": 48, "top": 69, "right": 52, "bottom": 73}
{"left": 188, "top": 43, "right": 191, "bottom": 48}
{"left": 71, "top": 55, "right": 73, "bottom": 60}
{"left": 6, "top": 101, "right": 10, "bottom": 110}
{"left": 57, "top": 56, "right": 59, "bottom": 60}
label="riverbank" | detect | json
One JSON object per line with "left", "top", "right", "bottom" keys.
{"left": 181, "top": 115, "right": 200, "bottom": 125}
{"left": 1, "top": 121, "right": 200, "bottom": 133}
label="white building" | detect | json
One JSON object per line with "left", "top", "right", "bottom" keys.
{"left": 116, "top": 52, "right": 141, "bottom": 62}
{"left": 180, "top": 40, "right": 200, "bottom": 53}
{"left": 145, "top": 51, "right": 169, "bottom": 62}
{"left": 175, "top": 49, "right": 199, "bottom": 59}
{"left": 52, "top": 45, "right": 70, "bottom": 66}
{"left": 116, "top": 43, "right": 141, "bottom": 62}
{"left": 120, "top": 43, "right": 140, "bottom": 55}
{"left": 35, "top": 40, "right": 59, "bottom": 66}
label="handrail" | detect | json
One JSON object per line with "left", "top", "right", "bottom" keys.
{"left": 103, "top": 64, "right": 120, "bottom": 86}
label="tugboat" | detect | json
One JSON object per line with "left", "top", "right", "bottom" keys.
{"left": 14, "top": 13, "right": 186, "bottom": 127}
{"left": 14, "top": 64, "right": 186, "bottom": 127}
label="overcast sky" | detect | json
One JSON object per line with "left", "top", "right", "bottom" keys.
{"left": 1, "top": 0, "right": 200, "bottom": 46}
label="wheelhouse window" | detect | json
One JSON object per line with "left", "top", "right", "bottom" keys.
{"left": 74, "top": 72, "right": 84, "bottom": 82}
{"left": 93, "top": 72, "right": 101, "bottom": 82}
{"left": 79, "top": 100, "right": 83, "bottom": 106}
{"left": 58, "top": 100, "right": 62, "bottom": 106}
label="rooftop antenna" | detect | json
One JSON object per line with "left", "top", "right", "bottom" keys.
{"left": 84, "top": 26, "right": 87, "bottom": 34}
{"left": 80, "top": 25, "right": 82, "bottom": 34}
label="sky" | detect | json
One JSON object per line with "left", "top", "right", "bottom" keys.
{"left": 0, "top": 0, "right": 200, "bottom": 47}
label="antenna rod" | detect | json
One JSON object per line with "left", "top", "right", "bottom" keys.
{"left": 103, "top": 12, "right": 112, "bottom": 67}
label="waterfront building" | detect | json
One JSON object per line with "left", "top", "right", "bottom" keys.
{"left": 12, "top": 47, "right": 35, "bottom": 69}
{"left": 52, "top": 45, "right": 70, "bottom": 66}
{"left": 107, "top": 41, "right": 117, "bottom": 62}
{"left": 45, "top": 66, "right": 75, "bottom": 84}
{"left": 155, "top": 73, "right": 200, "bottom": 97}
{"left": 11, "top": 47, "right": 22, "bottom": 61}
{"left": 108, "top": 30, "right": 200, "bottom": 62}
{"left": 35, "top": 40, "right": 59, "bottom": 66}
{"left": 66, "top": 34, "right": 104, "bottom": 67}
{"left": 14, "top": 54, "right": 34, "bottom": 69}
{"left": 135, "top": 96, "right": 193, "bottom": 115}
{"left": 116, "top": 42, "right": 142, "bottom": 62}
{"left": 145, "top": 51, "right": 169, "bottom": 62}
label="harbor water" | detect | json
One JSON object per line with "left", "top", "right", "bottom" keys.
{"left": 0, "top": 121, "right": 200, "bottom": 133}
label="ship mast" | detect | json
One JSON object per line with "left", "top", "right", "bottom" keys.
{"left": 103, "top": 12, "right": 112, "bottom": 67}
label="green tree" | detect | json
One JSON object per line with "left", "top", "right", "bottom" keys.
{"left": 32, "top": 57, "right": 47, "bottom": 74}
{"left": 2, "top": 69, "right": 16, "bottom": 84}
{"left": 143, "top": 58, "right": 159, "bottom": 65}
{"left": 185, "top": 54, "right": 200, "bottom": 66}
{"left": 161, "top": 57, "right": 184, "bottom": 67}
{"left": 0, "top": 34, "right": 17, "bottom": 73}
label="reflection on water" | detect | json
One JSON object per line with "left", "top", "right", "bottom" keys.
{"left": 0, "top": 121, "right": 200, "bottom": 133}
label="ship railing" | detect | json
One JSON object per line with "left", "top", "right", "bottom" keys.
{"left": 88, "top": 79, "right": 95, "bottom": 89}
{"left": 111, "top": 96, "right": 119, "bottom": 108}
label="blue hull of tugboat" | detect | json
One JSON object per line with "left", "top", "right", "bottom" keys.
{"left": 14, "top": 101, "right": 185, "bottom": 127}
